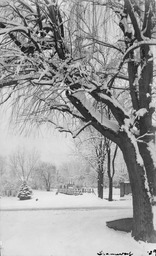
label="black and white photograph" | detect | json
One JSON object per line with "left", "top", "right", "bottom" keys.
{"left": 0, "top": 0, "right": 156, "bottom": 255}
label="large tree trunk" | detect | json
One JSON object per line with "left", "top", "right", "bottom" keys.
{"left": 97, "top": 167, "right": 104, "bottom": 199}
{"left": 120, "top": 134, "right": 156, "bottom": 242}
{"left": 138, "top": 142, "right": 156, "bottom": 196}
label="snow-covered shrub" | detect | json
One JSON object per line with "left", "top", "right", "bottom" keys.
{"left": 17, "top": 181, "right": 32, "bottom": 200}
{"left": 1, "top": 180, "right": 19, "bottom": 197}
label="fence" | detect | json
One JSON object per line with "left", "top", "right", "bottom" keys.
{"left": 57, "top": 186, "right": 94, "bottom": 196}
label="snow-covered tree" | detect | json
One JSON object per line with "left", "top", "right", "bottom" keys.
{"left": 0, "top": 0, "right": 156, "bottom": 242}
{"left": 58, "top": 158, "right": 96, "bottom": 188}
{"left": 74, "top": 107, "right": 119, "bottom": 200}
{"left": 17, "top": 180, "right": 32, "bottom": 200}
{"left": 9, "top": 147, "right": 39, "bottom": 183}
{"left": 74, "top": 127, "right": 107, "bottom": 199}
{"left": 37, "top": 162, "right": 57, "bottom": 191}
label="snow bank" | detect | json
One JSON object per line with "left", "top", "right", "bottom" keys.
{"left": 0, "top": 190, "right": 156, "bottom": 256}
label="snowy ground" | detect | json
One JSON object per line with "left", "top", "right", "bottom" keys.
{"left": 0, "top": 189, "right": 156, "bottom": 256}
{"left": 0, "top": 188, "right": 131, "bottom": 210}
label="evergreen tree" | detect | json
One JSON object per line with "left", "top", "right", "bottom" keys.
{"left": 17, "top": 181, "right": 32, "bottom": 200}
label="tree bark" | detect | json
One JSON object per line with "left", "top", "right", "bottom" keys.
{"left": 108, "top": 177, "right": 113, "bottom": 202}
{"left": 97, "top": 167, "right": 104, "bottom": 199}
{"left": 120, "top": 133, "right": 156, "bottom": 242}
{"left": 107, "top": 146, "right": 113, "bottom": 201}
{"left": 138, "top": 142, "right": 156, "bottom": 196}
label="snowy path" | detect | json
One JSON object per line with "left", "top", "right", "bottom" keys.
{"left": 0, "top": 190, "right": 156, "bottom": 256}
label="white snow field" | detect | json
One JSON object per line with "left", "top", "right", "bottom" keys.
{"left": 0, "top": 189, "right": 156, "bottom": 256}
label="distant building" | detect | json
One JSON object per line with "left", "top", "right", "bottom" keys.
{"left": 120, "top": 182, "right": 131, "bottom": 197}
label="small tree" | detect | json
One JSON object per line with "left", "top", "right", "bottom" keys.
{"left": 58, "top": 157, "right": 97, "bottom": 188}
{"left": 106, "top": 142, "right": 118, "bottom": 201}
{"left": 37, "top": 162, "right": 57, "bottom": 191}
{"left": 74, "top": 128, "right": 107, "bottom": 198}
{"left": 17, "top": 181, "right": 32, "bottom": 200}
{"left": 10, "top": 147, "right": 39, "bottom": 182}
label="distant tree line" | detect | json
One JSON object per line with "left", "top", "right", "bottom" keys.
{"left": 0, "top": 145, "right": 128, "bottom": 197}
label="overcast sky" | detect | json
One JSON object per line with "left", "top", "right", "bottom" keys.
{"left": 0, "top": 106, "right": 74, "bottom": 167}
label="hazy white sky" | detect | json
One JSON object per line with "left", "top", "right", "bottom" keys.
{"left": 0, "top": 106, "right": 74, "bottom": 167}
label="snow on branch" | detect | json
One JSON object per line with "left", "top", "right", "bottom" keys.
{"left": 0, "top": 74, "right": 39, "bottom": 88}
{"left": 125, "top": 0, "right": 142, "bottom": 41}
{"left": 85, "top": 36, "right": 124, "bottom": 54}
{"left": 17, "top": 0, "right": 35, "bottom": 13}
{"left": 120, "top": 119, "right": 144, "bottom": 167}
{"left": 0, "top": 26, "right": 29, "bottom": 35}
{"left": 123, "top": 40, "right": 156, "bottom": 61}
{"left": 137, "top": 133, "right": 154, "bottom": 142}
{"left": 66, "top": 92, "right": 121, "bottom": 148}
{"left": 72, "top": 90, "right": 119, "bottom": 133}
{"left": 90, "top": 89, "right": 129, "bottom": 126}
{"left": 135, "top": 108, "right": 148, "bottom": 119}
